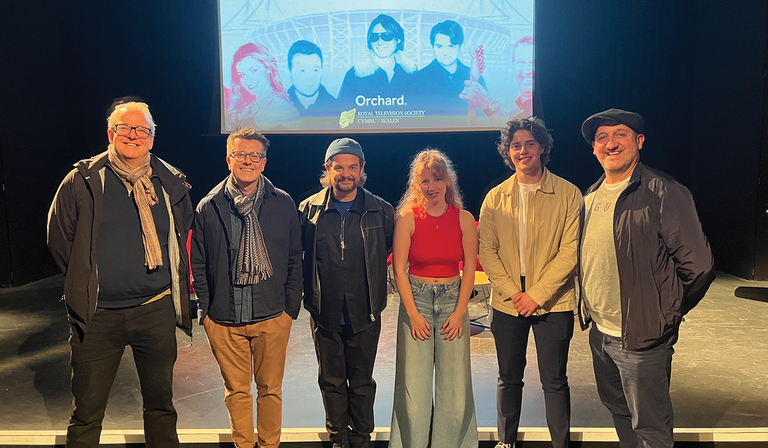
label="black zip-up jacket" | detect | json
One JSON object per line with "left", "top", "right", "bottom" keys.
{"left": 299, "top": 187, "right": 394, "bottom": 324}
{"left": 578, "top": 163, "right": 715, "bottom": 350}
{"left": 191, "top": 177, "right": 303, "bottom": 322}
{"left": 47, "top": 152, "right": 194, "bottom": 339}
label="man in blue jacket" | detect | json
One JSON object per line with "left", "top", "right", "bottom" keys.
{"left": 191, "top": 126, "right": 302, "bottom": 448}
{"left": 579, "top": 109, "right": 715, "bottom": 448}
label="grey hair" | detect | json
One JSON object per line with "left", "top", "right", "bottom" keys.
{"left": 107, "top": 102, "right": 156, "bottom": 134}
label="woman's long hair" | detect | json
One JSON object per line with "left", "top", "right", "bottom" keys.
{"left": 396, "top": 148, "right": 463, "bottom": 219}
{"left": 228, "top": 42, "right": 289, "bottom": 114}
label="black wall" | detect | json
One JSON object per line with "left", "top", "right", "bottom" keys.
{"left": 1, "top": 0, "right": 766, "bottom": 286}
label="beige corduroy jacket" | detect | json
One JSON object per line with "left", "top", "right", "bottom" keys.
{"left": 478, "top": 168, "right": 581, "bottom": 317}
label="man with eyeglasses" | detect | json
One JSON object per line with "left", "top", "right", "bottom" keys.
{"left": 191, "top": 126, "right": 302, "bottom": 448}
{"left": 579, "top": 109, "right": 714, "bottom": 448}
{"left": 47, "top": 101, "right": 193, "bottom": 447}
{"left": 298, "top": 138, "right": 394, "bottom": 448}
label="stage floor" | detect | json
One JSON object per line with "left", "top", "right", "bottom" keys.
{"left": 0, "top": 272, "right": 766, "bottom": 444}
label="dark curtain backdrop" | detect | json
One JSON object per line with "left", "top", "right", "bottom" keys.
{"left": 1, "top": 0, "right": 766, "bottom": 285}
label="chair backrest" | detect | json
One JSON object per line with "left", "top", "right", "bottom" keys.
{"left": 459, "top": 221, "right": 484, "bottom": 272}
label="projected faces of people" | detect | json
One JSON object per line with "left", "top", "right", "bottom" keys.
{"left": 592, "top": 124, "right": 644, "bottom": 182}
{"left": 227, "top": 138, "right": 267, "bottom": 192}
{"left": 236, "top": 56, "right": 270, "bottom": 99}
{"left": 433, "top": 33, "right": 461, "bottom": 68}
{"left": 370, "top": 24, "right": 399, "bottom": 59}
{"left": 326, "top": 154, "right": 364, "bottom": 194}
{"left": 290, "top": 53, "right": 322, "bottom": 97}
{"left": 513, "top": 43, "right": 534, "bottom": 100}
{"left": 509, "top": 130, "right": 544, "bottom": 177}
{"left": 108, "top": 109, "right": 155, "bottom": 169}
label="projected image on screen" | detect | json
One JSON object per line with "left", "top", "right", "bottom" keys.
{"left": 219, "top": 0, "right": 534, "bottom": 133}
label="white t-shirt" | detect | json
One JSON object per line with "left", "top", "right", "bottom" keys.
{"left": 517, "top": 179, "right": 541, "bottom": 277}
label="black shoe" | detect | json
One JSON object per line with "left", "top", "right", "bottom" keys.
{"left": 332, "top": 438, "right": 349, "bottom": 448}
{"left": 350, "top": 442, "right": 369, "bottom": 448}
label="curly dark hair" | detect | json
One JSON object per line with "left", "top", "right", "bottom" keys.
{"left": 497, "top": 116, "right": 553, "bottom": 170}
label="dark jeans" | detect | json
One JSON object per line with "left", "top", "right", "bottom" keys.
{"left": 491, "top": 309, "right": 574, "bottom": 448}
{"left": 67, "top": 296, "right": 179, "bottom": 448}
{"left": 589, "top": 325, "right": 676, "bottom": 448}
{"left": 310, "top": 317, "right": 381, "bottom": 446}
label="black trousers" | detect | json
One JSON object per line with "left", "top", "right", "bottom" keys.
{"left": 310, "top": 317, "right": 381, "bottom": 445}
{"left": 491, "top": 308, "right": 574, "bottom": 448}
{"left": 66, "top": 296, "right": 179, "bottom": 448}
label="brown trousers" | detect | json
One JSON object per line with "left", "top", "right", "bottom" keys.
{"left": 204, "top": 312, "right": 293, "bottom": 448}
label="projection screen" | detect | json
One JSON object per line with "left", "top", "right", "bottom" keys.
{"left": 219, "top": 0, "right": 534, "bottom": 133}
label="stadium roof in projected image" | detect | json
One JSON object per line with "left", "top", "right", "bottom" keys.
{"left": 219, "top": 0, "right": 534, "bottom": 134}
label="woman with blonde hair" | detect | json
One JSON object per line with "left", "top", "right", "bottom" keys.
{"left": 389, "top": 149, "right": 478, "bottom": 448}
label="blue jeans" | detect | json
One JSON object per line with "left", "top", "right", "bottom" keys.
{"left": 389, "top": 276, "right": 478, "bottom": 448}
{"left": 589, "top": 325, "right": 676, "bottom": 448}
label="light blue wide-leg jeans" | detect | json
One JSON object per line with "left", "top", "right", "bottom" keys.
{"left": 389, "top": 276, "right": 478, "bottom": 448}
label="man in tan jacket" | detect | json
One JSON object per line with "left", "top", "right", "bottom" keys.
{"left": 478, "top": 116, "right": 580, "bottom": 448}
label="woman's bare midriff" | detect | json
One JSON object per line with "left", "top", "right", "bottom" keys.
{"left": 410, "top": 274, "right": 461, "bottom": 284}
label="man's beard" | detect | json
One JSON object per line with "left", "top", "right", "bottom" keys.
{"left": 333, "top": 177, "right": 359, "bottom": 192}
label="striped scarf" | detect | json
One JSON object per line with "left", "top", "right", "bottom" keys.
{"left": 107, "top": 145, "right": 163, "bottom": 270}
{"left": 225, "top": 175, "right": 273, "bottom": 285}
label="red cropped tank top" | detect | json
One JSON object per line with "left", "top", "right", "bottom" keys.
{"left": 408, "top": 204, "right": 464, "bottom": 277}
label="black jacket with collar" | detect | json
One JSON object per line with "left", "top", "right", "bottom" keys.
{"left": 191, "top": 176, "right": 303, "bottom": 322}
{"left": 299, "top": 187, "right": 394, "bottom": 324}
{"left": 578, "top": 163, "right": 715, "bottom": 350}
{"left": 47, "top": 151, "right": 194, "bottom": 338}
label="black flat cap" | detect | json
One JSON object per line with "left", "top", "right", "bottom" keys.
{"left": 581, "top": 108, "right": 645, "bottom": 143}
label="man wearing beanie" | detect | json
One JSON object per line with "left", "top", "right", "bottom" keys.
{"left": 299, "top": 138, "right": 394, "bottom": 448}
{"left": 48, "top": 101, "right": 192, "bottom": 447}
{"left": 578, "top": 109, "right": 715, "bottom": 447}
{"left": 191, "top": 126, "right": 302, "bottom": 448}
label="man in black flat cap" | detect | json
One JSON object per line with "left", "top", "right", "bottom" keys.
{"left": 299, "top": 138, "right": 395, "bottom": 448}
{"left": 578, "top": 108, "right": 715, "bottom": 448}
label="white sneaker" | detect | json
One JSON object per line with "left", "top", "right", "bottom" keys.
{"left": 495, "top": 443, "right": 513, "bottom": 448}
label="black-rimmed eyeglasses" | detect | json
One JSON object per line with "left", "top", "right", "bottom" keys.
{"left": 113, "top": 124, "right": 153, "bottom": 139}
{"left": 231, "top": 151, "right": 265, "bottom": 162}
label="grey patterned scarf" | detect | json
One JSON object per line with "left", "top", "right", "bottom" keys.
{"left": 225, "top": 175, "right": 272, "bottom": 285}
{"left": 107, "top": 145, "right": 163, "bottom": 270}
